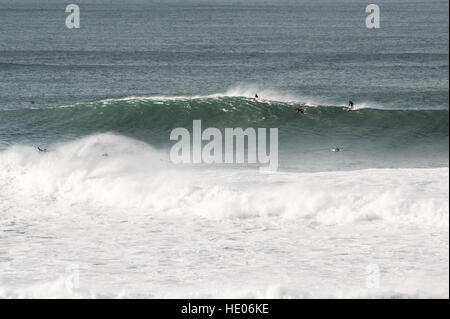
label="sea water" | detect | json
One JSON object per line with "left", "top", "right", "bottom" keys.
{"left": 0, "top": 0, "right": 448, "bottom": 298}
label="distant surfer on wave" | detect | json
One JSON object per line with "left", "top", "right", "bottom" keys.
{"left": 348, "top": 100, "right": 354, "bottom": 111}
{"left": 254, "top": 93, "right": 259, "bottom": 100}
{"left": 295, "top": 108, "right": 306, "bottom": 115}
{"left": 37, "top": 147, "right": 48, "bottom": 152}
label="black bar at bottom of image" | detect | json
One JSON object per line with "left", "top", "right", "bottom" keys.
{"left": 0, "top": 299, "right": 447, "bottom": 318}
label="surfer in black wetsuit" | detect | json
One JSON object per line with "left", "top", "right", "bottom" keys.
{"left": 295, "top": 108, "right": 306, "bottom": 115}
{"left": 37, "top": 147, "right": 48, "bottom": 152}
{"left": 348, "top": 100, "right": 354, "bottom": 110}
{"left": 254, "top": 94, "right": 259, "bottom": 99}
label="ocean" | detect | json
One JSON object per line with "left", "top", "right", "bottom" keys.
{"left": 0, "top": 0, "right": 448, "bottom": 298}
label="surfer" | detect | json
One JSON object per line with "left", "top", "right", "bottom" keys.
{"left": 331, "top": 148, "right": 341, "bottom": 152}
{"left": 37, "top": 147, "right": 48, "bottom": 152}
{"left": 254, "top": 94, "right": 259, "bottom": 100}
{"left": 348, "top": 100, "right": 354, "bottom": 110}
{"left": 295, "top": 108, "right": 306, "bottom": 115}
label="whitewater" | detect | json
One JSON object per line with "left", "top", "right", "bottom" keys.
{"left": 0, "top": 133, "right": 448, "bottom": 298}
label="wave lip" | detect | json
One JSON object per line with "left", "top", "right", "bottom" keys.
{"left": 74, "top": 84, "right": 450, "bottom": 110}
{"left": 6, "top": 84, "right": 449, "bottom": 111}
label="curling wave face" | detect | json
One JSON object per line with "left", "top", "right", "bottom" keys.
{"left": 1, "top": 94, "right": 448, "bottom": 171}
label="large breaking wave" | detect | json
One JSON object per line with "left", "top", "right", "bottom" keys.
{"left": 1, "top": 91, "right": 447, "bottom": 170}
{"left": 1, "top": 133, "right": 448, "bottom": 226}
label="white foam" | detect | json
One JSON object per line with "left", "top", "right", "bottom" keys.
{"left": 2, "top": 280, "right": 445, "bottom": 299}
{"left": 0, "top": 133, "right": 448, "bottom": 226}
{"left": 1, "top": 135, "right": 448, "bottom": 299}
{"left": 0, "top": 277, "right": 129, "bottom": 299}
